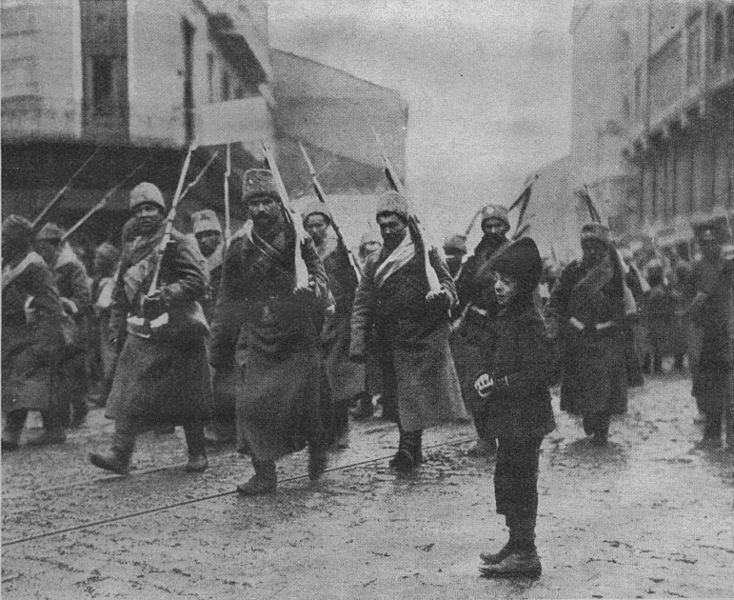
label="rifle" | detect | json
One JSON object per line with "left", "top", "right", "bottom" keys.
{"left": 32, "top": 147, "right": 101, "bottom": 229}
{"left": 60, "top": 156, "right": 150, "bottom": 243}
{"left": 146, "top": 144, "right": 197, "bottom": 303}
{"left": 261, "top": 142, "right": 310, "bottom": 290}
{"left": 298, "top": 142, "right": 361, "bottom": 279}
{"left": 223, "top": 143, "right": 232, "bottom": 248}
{"left": 512, "top": 222, "right": 530, "bottom": 241}
{"left": 370, "top": 126, "right": 441, "bottom": 294}
{"left": 178, "top": 150, "right": 219, "bottom": 203}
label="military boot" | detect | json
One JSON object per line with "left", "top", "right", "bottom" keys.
{"left": 89, "top": 432, "right": 134, "bottom": 475}
{"left": 1, "top": 410, "right": 27, "bottom": 452}
{"left": 26, "top": 410, "right": 66, "bottom": 447}
{"left": 184, "top": 422, "right": 208, "bottom": 472}
{"left": 237, "top": 459, "right": 277, "bottom": 496}
{"left": 480, "top": 516, "right": 517, "bottom": 565}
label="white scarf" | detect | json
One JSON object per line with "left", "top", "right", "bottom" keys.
{"left": 2, "top": 251, "right": 46, "bottom": 291}
{"left": 373, "top": 233, "right": 415, "bottom": 289}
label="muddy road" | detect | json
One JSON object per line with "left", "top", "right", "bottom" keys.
{"left": 2, "top": 374, "right": 733, "bottom": 599}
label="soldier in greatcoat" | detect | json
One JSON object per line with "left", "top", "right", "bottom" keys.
{"left": 191, "top": 209, "right": 236, "bottom": 445}
{"left": 454, "top": 205, "right": 511, "bottom": 457}
{"left": 35, "top": 222, "right": 92, "bottom": 428}
{"left": 546, "top": 222, "right": 628, "bottom": 445}
{"left": 302, "top": 199, "right": 365, "bottom": 448}
{"left": 689, "top": 226, "right": 733, "bottom": 448}
{"left": 2, "top": 215, "right": 67, "bottom": 450}
{"left": 89, "top": 182, "right": 212, "bottom": 474}
{"left": 210, "top": 170, "right": 331, "bottom": 495}
{"left": 350, "top": 191, "right": 467, "bottom": 475}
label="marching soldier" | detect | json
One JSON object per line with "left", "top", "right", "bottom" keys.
{"left": 350, "top": 191, "right": 467, "bottom": 475}
{"left": 302, "top": 199, "right": 364, "bottom": 448}
{"left": 689, "top": 226, "right": 732, "bottom": 448}
{"left": 89, "top": 182, "right": 212, "bottom": 474}
{"left": 35, "top": 222, "right": 92, "bottom": 428}
{"left": 2, "top": 215, "right": 67, "bottom": 450}
{"left": 454, "top": 205, "right": 511, "bottom": 457}
{"left": 191, "top": 209, "right": 235, "bottom": 445}
{"left": 546, "top": 222, "right": 628, "bottom": 445}
{"left": 210, "top": 169, "right": 331, "bottom": 495}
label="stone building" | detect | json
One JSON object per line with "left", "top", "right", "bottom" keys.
{"left": 623, "top": 0, "right": 734, "bottom": 255}
{"left": 1, "top": 0, "right": 407, "bottom": 251}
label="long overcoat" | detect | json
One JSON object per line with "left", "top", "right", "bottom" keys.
{"left": 546, "top": 255, "right": 628, "bottom": 418}
{"left": 209, "top": 222, "right": 331, "bottom": 461}
{"left": 105, "top": 224, "right": 212, "bottom": 427}
{"left": 319, "top": 236, "right": 364, "bottom": 401}
{"left": 2, "top": 252, "right": 65, "bottom": 413}
{"left": 350, "top": 242, "right": 467, "bottom": 431}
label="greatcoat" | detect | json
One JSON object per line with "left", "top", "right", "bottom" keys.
{"left": 546, "top": 252, "right": 628, "bottom": 418}
{"left": 2, "top": 252, "right": 65, "bottom": 413}
{"left": 210, "top": 221, "right": 331, "bottom": 461}
{"left": 105, "top": 223, "right": 212, "bottom": 428}
{"left": 350, "top": 236, "right": 467, "bottom": 431}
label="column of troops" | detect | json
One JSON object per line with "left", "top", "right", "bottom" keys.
{"left": 2, "top": 170, "right": 733, "bottom": 578}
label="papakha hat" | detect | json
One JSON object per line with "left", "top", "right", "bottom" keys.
{"left": 191, "top": 209, "right": 222, "bottom": 235}
{"left": 490, "top": 236, "right": 543, "bottom": 293}
{"left": 443, "top": 233, "right": 468, "bottom": 254}
{"left": 301, "top": 198, "right": 332, "bottom": 224}
{"left": 480, "top": 205, "right": 510, "bottom": 229}
{"left": 376, "top": 191, "right": 410, "bottom": 222}
{"left": 580, "top": 222, "right": 610, "bottom": 243}
{"left": 242, "top": 169, "right": 279, "bottom": 202}
{"left": 129, "top": 182, "right": 166, "bottom": 212}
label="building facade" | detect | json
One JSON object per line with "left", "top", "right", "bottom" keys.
{"left": 624, "top": 0, "right": 734, "bottom": 253}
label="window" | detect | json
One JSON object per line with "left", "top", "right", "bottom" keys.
{"left": 221, "top": 69, "right": 230, "bottom": 101}
{"left": 712, "top": 12, "right": 724, "bottom": 63}
{"left": 91, "top": 56, "right": 113, "bottom": 114}
{"left": 207, "top": 52, "right": 214, "bottom": 102}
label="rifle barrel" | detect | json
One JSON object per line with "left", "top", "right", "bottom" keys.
{"left": 32, "top": 147, "right": 101, "bottom": 229}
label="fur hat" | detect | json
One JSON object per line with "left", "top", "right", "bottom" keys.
{"left": 489, "top": 236, "right": 542, "bottom": 294}
{"left": 36, "top": 222, "right": 64, "bottom": 242}
{"left": 376, "top": 191, "right": 410, "bottom": 222}
{"left": 443, "top": 233, "right": 468, "bottom": 255}
{"left": 2, "top": 214, "right": 34, "bottom": 252}
{"left": 480, "top": 205, "right": 510, "bottom": 229}
{"left": 94, "top": 241, "right": 120, "bottom": 264}
{"left": 580, "top": 222, "right": 610, "bottom": 243}
{"left": 191, "top": 209, "right": 222, "bottom": 235}
{"left": 242, "top": 169, "right": 278, "bottom": 202}
{"left": 129, "top": 182, "right": 166, "bottom": 212}
{"left": 301, "top": 198, "right": 332, "bottom": 224}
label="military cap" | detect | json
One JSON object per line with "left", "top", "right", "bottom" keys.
{"left": 242, "top": 169, "right": 278, "bottom": 201}
{"left": 480, "top": 205, "right": 510, "bottom": 229}
{"left": 191, "top": 209, "right": 222, "bottom": 235}
{"left": 129, "top": 182, "right": 166, "bottom": 212}
{"left": 36, "top": 222, "right": 64, "bottom": 242}
{"left": 301, "top": 198, "right": 332, "bottom": 224}
{"left": 580, "top": 222, "right": 610, "bottom": 243}
{"left": 443, "top": 233, "right": 468, "bottom": 254}
{"left": 376, "top": 191, "right": 410, "bottom": 222}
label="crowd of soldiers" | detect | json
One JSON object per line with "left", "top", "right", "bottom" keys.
{"left": 2, "top": 169, "right": 733, "bottom": 578}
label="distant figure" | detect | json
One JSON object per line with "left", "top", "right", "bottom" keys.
{"left": 642, "top": 259, "right": 674, "bottom": 375}
{"left": 442, "top": 233, "right": 468, "bottom": 278}
{"left": 689, "top": 226, "right": 732, "bottom": 448}
{"left": 546, "top": 223, "right": 628, "bottom": 445}
{"left": 2, "top": 215, "right": 67, "bottom": 450}
{"left": 35, "top": 222, "right": 92, "bottom": 429}
{"left": 454, "top": 205, "right": 511, "bottom": 457}
{"left": 302, "top": 198, "right": 364, "bottom": 449}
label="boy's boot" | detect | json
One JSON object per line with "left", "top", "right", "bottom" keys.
{"left": 481, "top": 516, "right": 541, "bottom": 578}
{"left": 237, "top": 458, "right": 277, "bottom": 495}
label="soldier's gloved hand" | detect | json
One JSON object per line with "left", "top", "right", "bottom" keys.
{"left": 425, "top": 289, "right": 451, "bottom": 311}
{"left": 474, "top": 373, "right": 494, "bottom": 398}
{"left": 142, "top": 291, "right": 166, "bottom": 321}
